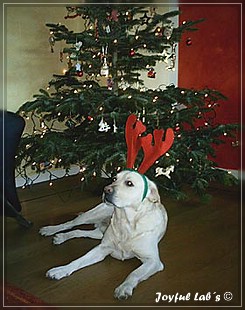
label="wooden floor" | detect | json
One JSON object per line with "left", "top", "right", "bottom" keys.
{"left": 4, "top": 175, "right": 242, "bottom": 307}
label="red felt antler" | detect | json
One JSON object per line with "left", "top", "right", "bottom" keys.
{"left": 138, "top": 128, "right": 175, "bottom": 174}
{"left": 125, "top": 114, "right": 146, "bottom": 169}
{"left": 125, "top": 114, "right": 174, "bottom": 174}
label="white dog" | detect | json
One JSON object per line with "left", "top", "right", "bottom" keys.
{"left": 40, "top": 169, "right": 168, "bottom": 300}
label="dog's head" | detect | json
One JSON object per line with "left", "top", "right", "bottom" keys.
{"left": 103, "top": 170, "right": 160, "bottom": 208}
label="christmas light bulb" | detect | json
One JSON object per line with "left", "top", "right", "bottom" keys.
{"left": 80, "top": 177, "right": 85, "bottom": 182}
{"left": 49, "top": 182, "right": 53, "bottom": 186}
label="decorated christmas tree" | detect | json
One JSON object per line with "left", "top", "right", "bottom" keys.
{"left": 16, "top": 5, "right": 238, "bottom": 200}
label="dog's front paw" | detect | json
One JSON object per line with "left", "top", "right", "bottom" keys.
{"left": 39, "top": 226, "right": 58, "bottom": 236}
{"left": 53, "top": 233, "right": 66, "bottom": 245}
{"left": 114, "top": 283, "right": 133, "bottom": 300}
{"left": 46, "top": 266, "right": 72, "bottom": 280}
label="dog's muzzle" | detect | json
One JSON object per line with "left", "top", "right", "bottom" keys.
{"left": 104, "top": 185, "right": 115, "bottom": 206}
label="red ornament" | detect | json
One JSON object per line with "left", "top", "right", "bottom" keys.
{"left": 77, "top": 70, "right": 83, "bottom": 77}
{"left": 147, "top": 67, "right": 156, "bottom": 78}
{"left": 186, "top": 38, "right": 192, "bottom": 46}
{"left": 130, "top": 48, "right": 135, "bottom": 56}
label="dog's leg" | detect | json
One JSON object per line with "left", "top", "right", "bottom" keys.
{"left": 46, "top": 244, "right": 111, "bottom": 280}
{"left": 114, "top": 258, "right": 163, "bottom": 300}
{"left": 39, "top": 202, "right": 113, "bottom": 236}
{"left": 114, "top": 239, "right": 164, "bottom": 300}
{"left": 53, "top": 227, "right": 103, "bottom": 245}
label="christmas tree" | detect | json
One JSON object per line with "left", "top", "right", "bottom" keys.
{"left": 16, "top": 5, "right": 238, "bottom": 200}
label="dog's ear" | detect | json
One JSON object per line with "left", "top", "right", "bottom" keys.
{"left": 147, "top": 180, "right": 160, "bottom": 203}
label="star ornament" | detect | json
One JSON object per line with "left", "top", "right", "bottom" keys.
{"left": 140, "top": 12, "right": 151, "bottom": 25}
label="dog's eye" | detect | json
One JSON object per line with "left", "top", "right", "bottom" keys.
{"left": 112, "top": 177, "right": 117, "bottom": 183}
{"left": 126, "top": 180, "right": 134, "bottom": 187}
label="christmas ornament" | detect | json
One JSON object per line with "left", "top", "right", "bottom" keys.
{"left": 155, "top": 165, "right": 175, "bottom": 178}
{"left": 186, "top": 37, "right": 192, "bottom": 46}
{"left": 129, "top": 48, "right": 135, "bottom": 56}
{"left": 98, "top": 117, "right": 111, "bottom": 132}
{"left": 101, "top": 45, "right": 108, "bottom": 58}
{"left": 110, "top": 9, "right": 119, "bottom": 21}
{"left": 105, "top": 25, "right": 111, "bottom": 34}
{"left": 87, "top": 115, "right": 94, "bottom": 122}
{"left": 126, "top": 10, "right": 133, "bottom": 21}
{"left": 75, "top": 41, "right": 83, "bottom": 51}
{"left": 113, "top": 118, "right": 118, "bottom": 133}
{"left": 140, "top": 12, "right": 150, "bottom": 25}
{"left": 163, "top": 25, "right": 173, "bottom": 39}
{"left": 77, "top": 70, "right": 83, "bottom": 77}
{"left": 101, "top": 58, "right": 109, "bottom": 77}
{"left": 49, "top": 32, "right": 55, "bottom": 53}
{"left": 147, "top": 67, "right": 156, "bottom": 78}
{"left": 75, "top": 62, "right": 82, "bottom": 71}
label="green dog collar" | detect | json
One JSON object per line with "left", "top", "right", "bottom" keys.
{"left": 124, "top": 168, "right": 148, "bottom": 202}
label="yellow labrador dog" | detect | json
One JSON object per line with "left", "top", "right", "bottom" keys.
{"left": 40, "top": 169, "right": 168, "bottom": 300}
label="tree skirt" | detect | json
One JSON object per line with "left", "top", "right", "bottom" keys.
{"left": 2, "top": 283, "right": 48, "bottom": 307}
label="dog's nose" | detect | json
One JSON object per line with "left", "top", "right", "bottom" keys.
{"left": 104, "top": 185, "right": 113, "bottom": 195}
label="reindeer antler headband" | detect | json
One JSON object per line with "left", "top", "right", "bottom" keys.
{"left": 125, "top": 114, "right": 174, "bottom": 200}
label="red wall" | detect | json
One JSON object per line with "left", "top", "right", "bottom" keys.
{"left": 178, "top": 4, "right": 241, "bottom": 170}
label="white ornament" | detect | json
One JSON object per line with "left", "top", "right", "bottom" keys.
{"left": 171, "top": 102, "right": 187, "bottom": 111}
{"left": 155, "top": 165, "right": 175, "bottom": 179}
{"left": 75, "top": 62, "right": 81, "bottom": 71}
{"left": 98, "top": 117, "right": 111, "bottom": 132}
{"left": 113, "top": 119, "right": 118, "bottom": 133}
{"left": 75, "top": 41, "right": 83, "bottom": 51}
{"left": 100, "top": 58, "right": 109, "bottom": 77}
